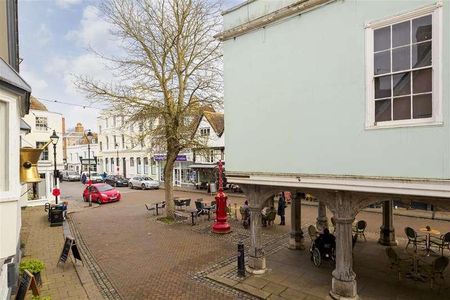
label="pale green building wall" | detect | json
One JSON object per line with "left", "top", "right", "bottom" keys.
{"left": 224, "top": 0, "right": 449, "bottom": 179}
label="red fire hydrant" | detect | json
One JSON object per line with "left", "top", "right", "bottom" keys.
{"left": 212, "top": 160, "right": 231, "bottom": 234}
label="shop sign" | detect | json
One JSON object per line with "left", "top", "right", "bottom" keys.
{"left": 154, "top": 155, "right": 187, "bottom": 161}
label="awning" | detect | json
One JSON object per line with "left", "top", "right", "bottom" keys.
{"left": 189, "top": 164, "right": 217, "bottom": 169}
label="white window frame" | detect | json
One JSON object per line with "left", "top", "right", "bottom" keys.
{"left": 35, "top": 116, "right": 48, "bottom": 131}
{"left": 365, "top": 2, "right": 442, "bottom": 129}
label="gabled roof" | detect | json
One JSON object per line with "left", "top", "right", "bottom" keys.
{"left": 203, "top": 111, "right": 224, "bottom": 137}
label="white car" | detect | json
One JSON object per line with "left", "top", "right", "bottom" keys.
{"left": 129, "top": 176, "right": 160, "bottom": 190}
{"left": 85, "top": 172, "right": 103, "bottom": 183}
{"left": 62, "top": 171, "right": 80, "bottom": 182}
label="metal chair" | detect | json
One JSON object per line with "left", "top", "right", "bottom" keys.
{"left": 430, "top": 232, "right": 450, "bottom": 256}
{"left": 385, "top": 247, "right": 412, "bottom": 281}
{"left": 352, "top": 220, "right": 367, "bottom": 242}
{"left": 422, "top": 256, "right": 449, "bottom": 288}
{"left": 404, "top": 227, "right": 427, "bottom": 251}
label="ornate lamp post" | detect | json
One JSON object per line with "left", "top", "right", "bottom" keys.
{"left": 212, "top": 160, "right": 231, "bottom": 234}
{"left": 86, "top": 130, "right": 93, "bottom": 207}
{"left": 50, "top": 130, "right": 59, "bottom": 204}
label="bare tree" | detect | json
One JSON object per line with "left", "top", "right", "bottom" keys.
{"left": 76, "top": 0, "right": 222, "bottom": 219}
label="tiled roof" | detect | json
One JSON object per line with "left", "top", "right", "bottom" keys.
{"left": 204, "top": 111, "right": 224, "bottom": 137}
{"left": 30, "top": 96, "right": 48, "bottom": 111}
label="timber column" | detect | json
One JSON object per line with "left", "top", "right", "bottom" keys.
{"left": 379, "top": 200, "right": 397, "bottom": 246}
{"left": 289, "top": 192, "right": 304, "bottom": 250}
{"left": 248, "top": 206, "right": 266, "bottom": 274}
{"left": 316, "top": 201, "right": 328, "bottom": 231}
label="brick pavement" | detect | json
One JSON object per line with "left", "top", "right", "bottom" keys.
{"left": 20, "top": 206, "right": 89, "bottom": 300}
{"left": 59, "top": 182, "right": 450, "bottom": 300}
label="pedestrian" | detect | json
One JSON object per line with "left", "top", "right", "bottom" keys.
{"left": 277, "top": 192, "right": 286, "bottom": 225}
{"left": 81, "top": 173, "right": 87, "bottom": 184}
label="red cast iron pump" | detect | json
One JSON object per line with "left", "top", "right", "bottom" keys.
{"left": 212, "top": 160, "right": 231, "bottom": 234}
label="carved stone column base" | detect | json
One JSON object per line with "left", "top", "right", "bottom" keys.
{"left": 288, "top": 232, "right": 305, "bottom": 250}
{"left": 378, "top": 226, "right": 397, "bottom": 246}
{"left": 247, "top": 256, "right": 266, "bottom": 274}
{"left": 330, "top": 277, "right": 358, "bottom": 300}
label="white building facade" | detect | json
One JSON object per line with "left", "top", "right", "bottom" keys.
{"left": 0, "top": 0, "right": 32, "bottom": 297}
{"left": 21, "top": 97, "right": 64, "bottom": 206}
{"left": 97, "top": 113, "right": 195, "bottom": 187}
{"left": 190, "top": 112, "right": 225, "bottom": 186}
{"left": 64, "top": 123, "right": 98, "bottom": 173}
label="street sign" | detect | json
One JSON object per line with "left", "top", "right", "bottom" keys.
{"left": 15, "top": 270, "right": 39, "bottom": 300}
{"left": 52, "top": 188, "right": 60, "bottom": 197}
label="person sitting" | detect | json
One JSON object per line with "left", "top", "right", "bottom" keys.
{"left": 315, "top": 228, "right": 336, "bottom": 254}
{"left": 262, "top": 206, "right": 276, "bottom": 227}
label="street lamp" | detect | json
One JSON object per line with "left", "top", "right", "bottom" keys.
{"left": 50, "top": 130, "right": 59, "bottom": 204}
{"left": 86, "top": 130, "right": 93, "bottom": 207}
{"left": 115, "top": 143, "right": 119, "bottom": 175}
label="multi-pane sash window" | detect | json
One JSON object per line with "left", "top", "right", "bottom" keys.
{"left": 0, "top": 101, "right": 7, "bottom": 191}
{"left": 374, "top": 15, "right": 431, "bottom": 122}
{"left": 367, "top": 4, "right": 442, "bottom": 128}
{"left": 35, "top": 117, "right": 48, "bottom": 131}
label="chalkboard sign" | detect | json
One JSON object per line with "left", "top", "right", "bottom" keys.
{"left": 58, "top": 237, "right": 74, "bottom": 264}
{"left": 15, "top": 270, "right": 39, "bottom": 300}
{"left": 71, "top": 243, "right": 82, "bottom": 262}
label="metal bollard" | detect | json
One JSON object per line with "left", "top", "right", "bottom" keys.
{"left": 237, "top": 241, "right": 245, "bottom": 277}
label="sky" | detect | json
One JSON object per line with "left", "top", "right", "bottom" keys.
{"left": 19, "top": 0, "right": 242, "bottom": 132}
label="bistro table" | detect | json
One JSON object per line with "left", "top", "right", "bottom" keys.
{"left": 419, "top": 227, "right": 440, "bottom": 256}
{"left": 405, "top": 250, "right": 427, "bottom": 282}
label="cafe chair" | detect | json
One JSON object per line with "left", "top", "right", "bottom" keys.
{"left": 352, "top": 220, "right": 367, "bottom": 242}
{"left": 385, "top": 247, "right": 412, "bottom": 281}
{"left": 308, "top": 225, "right": 319, "bottom": 242}
{"left": 430, "top": 232, "right": 450, "bottom": 256}
{"left": 421, "top": 256, "right": 449, "bottom": 288}
{"left": 405, "top": 227, "right": 427, "bottom": 252}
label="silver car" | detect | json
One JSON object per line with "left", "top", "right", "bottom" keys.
{"left": 62, "top": 171, "right": 81, "bottom": 181}
{"left": 129, "top": 176, "right": 160, "bottom": 190}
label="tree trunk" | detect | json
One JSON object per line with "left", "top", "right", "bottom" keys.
{"left": 164, "top": 153, "right": 177, "bottom": 219}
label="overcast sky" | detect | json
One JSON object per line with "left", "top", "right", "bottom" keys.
{"left": 19, "top": 0, "right": 241, "bottom": 132}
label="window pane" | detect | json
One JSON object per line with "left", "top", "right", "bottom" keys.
{"left": 413, "top": 94, "right": 432, "bottom": 118}
{"left": 375, "top": 99, "right": 391, "bottom": 122}
{"left": 374, "top": 26, "right": 390, "bottom": 52}
{"left": 413, "top": 15, "right": 432, "bottom": 43}
{"left": 392, "top": 21, "right": 410, "bottom": 47}
{"left": 393, "top": 96, "right": 411, "bottom": 120}
{"left": 393, "top": 72, "right": 410, "bottom": 96}
{"left": 374, "top": 50, "right": 390, "bottom": 75}
{"left": 375, "top": 75, "right": 391, "bottom": 99}
{"left": 412, "top": 41, "right": 431, "bottom": 68}
{"left": 413, "top": 68, "right": 432, "bottom": 93}
{"left": 392, "top": 46, "right": 410, "bottom": 71}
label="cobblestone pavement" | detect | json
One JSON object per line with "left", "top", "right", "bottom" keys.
{"left": 20, "top": 206, "right": 89, "bottom": 300}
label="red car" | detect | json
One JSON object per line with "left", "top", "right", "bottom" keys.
{"left": 82, "top": 183, "right": 121, "bottom": 204}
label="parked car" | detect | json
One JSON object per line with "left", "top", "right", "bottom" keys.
{"left": 83, "top": 183, "right": 121, "bottom": 204}
{"left": 104, "top": 175, "right": 129, "bottom": 187}
{"left": 129, "top": 176, "right": 160, "bottom": 190}
{"left": 83, "top": 172, "right": 103, "bottom": 183}
{"left": 61, "top": 171, "right": 80, "bottom": 182}
{"left": 229, "top": 184, "right": 243, "bottom": 193}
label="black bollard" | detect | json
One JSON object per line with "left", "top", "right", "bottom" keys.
{"left": 237, "top": 241, "right": 245, "bottom": 277}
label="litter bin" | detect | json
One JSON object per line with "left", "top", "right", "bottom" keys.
{"left": 49, "top": 209, "right": 63, "bottom": 227}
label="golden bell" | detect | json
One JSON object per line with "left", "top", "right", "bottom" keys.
{"left": 20, "top": 147, "right": 45, "bottom": 183}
